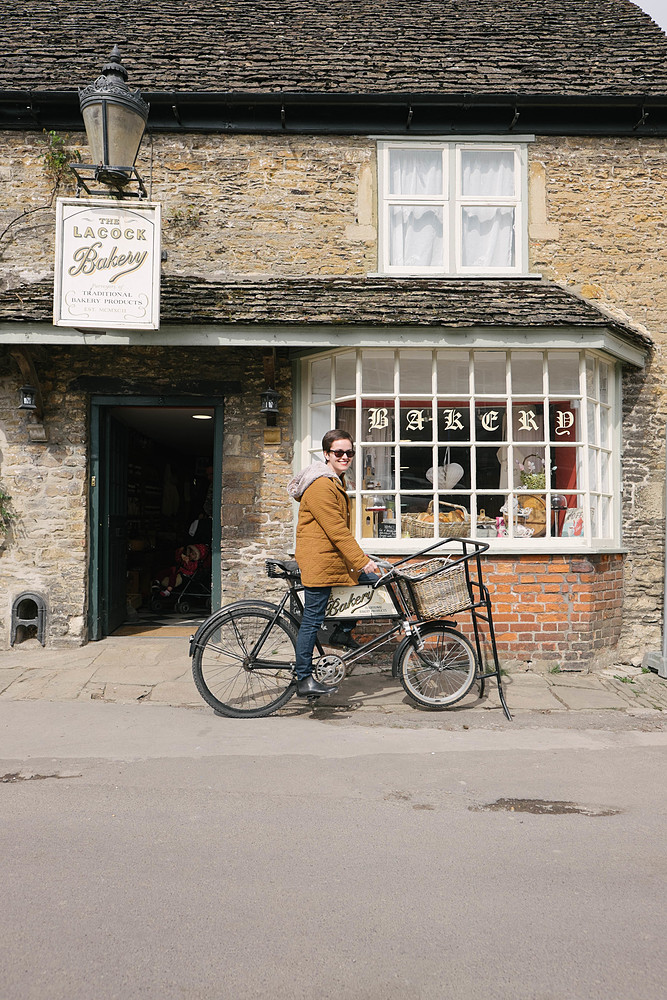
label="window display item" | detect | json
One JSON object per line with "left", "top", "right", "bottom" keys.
{"left": 561, "top": 507, "right": 585, "bottom": 537}
{"left": 518, "top": 453, "right": 546, "bottom": 490}
{"left": 426, "top": 447, "right": 464, "bottom": 491}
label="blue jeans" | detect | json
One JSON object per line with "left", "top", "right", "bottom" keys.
{"left": 294, "top": 572, "right": 379, "bottom": 680}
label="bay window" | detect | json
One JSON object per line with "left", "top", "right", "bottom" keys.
{"left": 378, "top": 140, "right": 528, "bottom": 276}
{"left": 302, "top": 348, "right": 618, "bottom": 549}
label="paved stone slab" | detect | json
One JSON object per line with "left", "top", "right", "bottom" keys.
{"left": 548, "top": 683, "right": 627, "bottom": 710}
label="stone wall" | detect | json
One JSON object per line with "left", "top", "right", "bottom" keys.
{"left": 528, "top": 137, "right": 667, "bottom": 659}
{"left": 0, "top": 343, "right": 295, "bottom": 647}
{"left": 0, "top": 131, "right": 376, "bottom": 289}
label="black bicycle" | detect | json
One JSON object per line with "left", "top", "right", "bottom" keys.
{"left": 189, "top": 537, "right": 511, "bottom": 721}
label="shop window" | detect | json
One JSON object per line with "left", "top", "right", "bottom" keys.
{"left": 378, "top": 141, "right": 528, "bottom": 276}
{"left": 303, "top": 349, "right": 617, "bottom": 548}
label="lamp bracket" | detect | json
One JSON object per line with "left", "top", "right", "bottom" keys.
{"left": 70, "top": 163, "right": 148, "bottom": 199}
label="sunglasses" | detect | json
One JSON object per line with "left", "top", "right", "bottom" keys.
{"left": 329, "top": 449, "right": 355, "bottom": 459}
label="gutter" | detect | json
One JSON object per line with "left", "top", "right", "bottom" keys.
{"left": 1, "top": 90, "right": 667, "bottom": 136}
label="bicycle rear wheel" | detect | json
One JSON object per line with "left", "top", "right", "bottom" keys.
{"left": 192, "top": 605, "right": 297, "bottom": 718}
{"left": 396, "top": 622, "right": 477, "bottom": 710}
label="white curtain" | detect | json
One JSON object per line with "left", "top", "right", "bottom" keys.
{"left": 462, "top": 207, "right": 515, "bottom": 268}
{"left": 389, "top": 206, "right": 443, "bottom": 267}
{"left": 388, "top": 149, "right": 443, "bottom": 267}
{"left": 461, "top": 149, "right": 515, "bottom": 268}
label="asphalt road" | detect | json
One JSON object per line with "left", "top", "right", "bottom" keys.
{"left": 2, "top": 702, "right": 666, "bottom": 1000}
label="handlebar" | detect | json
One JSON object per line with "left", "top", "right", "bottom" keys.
{"left": 368, "top": 536, "right": 490, "bottom": 589}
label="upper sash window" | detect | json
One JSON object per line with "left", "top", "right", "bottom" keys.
{"left": 378, "top": 141, "right": 528, "bottom": 276}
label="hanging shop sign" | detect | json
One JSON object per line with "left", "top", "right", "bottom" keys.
{"left": 53, "top": 198, "right": 161, "bottom": 330}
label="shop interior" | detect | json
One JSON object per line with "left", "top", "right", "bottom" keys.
{"left": 112, "top": 406, "right": 215, "bottom": 623}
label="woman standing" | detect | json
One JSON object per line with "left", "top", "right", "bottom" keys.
{"left": 288, "top": 429, "right": 381, "bottom": 697}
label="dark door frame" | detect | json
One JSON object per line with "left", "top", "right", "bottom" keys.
{"left": 89, "top": 394, "right": 223, "bottom": 640}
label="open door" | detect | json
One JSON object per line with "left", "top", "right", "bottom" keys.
{"left": 90, "top": 409, "right": 130, "bottom": 638}
{"left": 89, "top": 398, "right": 222, "bottom": 640}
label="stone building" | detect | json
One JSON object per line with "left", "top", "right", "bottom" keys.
{"left": 0, "top": 0, "right": 666, "bottom": 670}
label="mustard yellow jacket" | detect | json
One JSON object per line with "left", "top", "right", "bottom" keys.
{"left": 294, "top": 473, "right": 368, "bottom": 587}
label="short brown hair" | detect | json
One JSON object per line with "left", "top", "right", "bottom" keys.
{"left": 322, "top": 428, "right": 354, "bottom": 453}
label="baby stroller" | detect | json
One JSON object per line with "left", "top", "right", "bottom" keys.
{"left": 151, "top": 543, "right": 212, "bottom": 615}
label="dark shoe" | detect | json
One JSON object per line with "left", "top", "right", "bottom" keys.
{"left": 328, "top": 627, "right": 361, "bottom": 650}
{"left": 295, "top": 675, "right": 338, "bottom": 698}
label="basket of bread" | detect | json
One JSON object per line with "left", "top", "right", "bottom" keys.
{"left": 401, "top": 501, "right": 469, "bottom": 539}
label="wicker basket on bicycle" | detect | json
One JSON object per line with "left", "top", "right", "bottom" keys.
{"left": 395, "top": 557, "right": 474, "bottom": 619}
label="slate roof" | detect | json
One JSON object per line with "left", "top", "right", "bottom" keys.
{"left": 0, "top": 276, "right": 653, "bottom": 351}
{"left": 1, "top": 0, "right": 667, "bottom": 98}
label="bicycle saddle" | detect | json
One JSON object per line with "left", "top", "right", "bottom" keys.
{"left": 266, "top": 558, "right": 301, "bottom": 581}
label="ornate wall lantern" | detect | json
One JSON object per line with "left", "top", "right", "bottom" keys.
{"left": 73, "top": 45, "right": 149, "bottom": 197}
{"left": 260, "top": 389, "right": 280, "bottom": 416}
{"left": 18, "top": 385, "right": 38, "bottom": 411}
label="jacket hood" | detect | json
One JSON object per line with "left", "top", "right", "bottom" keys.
{"left": 287, "top": 461, "right": 341, "bottom": 500}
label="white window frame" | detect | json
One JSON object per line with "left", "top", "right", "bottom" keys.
{"left": 299, "top": 346, "right": 621, "bottom": 554}
{"left": 377, "top": 138, "right": 530, "bottom": 277}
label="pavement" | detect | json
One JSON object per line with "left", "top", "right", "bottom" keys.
{"left": 1, "top": 629, "right": 666, "bottom": 718}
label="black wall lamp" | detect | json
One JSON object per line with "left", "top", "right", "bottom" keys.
{"left": 260, "top": 388, "right": 280, "bottom": 417}
{"left": 72, "top": 45, "right": 149, "bottom": 198}
{"left": 19, "top": 386, "right": 38, "bottom": 411}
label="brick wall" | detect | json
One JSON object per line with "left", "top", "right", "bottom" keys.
{"left": 481, "top": 554, "right": 624, "bottom": 670}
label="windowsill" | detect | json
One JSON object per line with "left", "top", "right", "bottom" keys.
{"left": 365, "top": 272, "right": 543, "bottom": 280}
{"left": 359, "top": 541, "right": 626, "bottom": 557}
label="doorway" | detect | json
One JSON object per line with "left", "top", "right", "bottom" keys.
{"left": 89, "top": 398, "right": 223, "bottom": 639}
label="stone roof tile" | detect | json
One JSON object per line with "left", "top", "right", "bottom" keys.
{"left": 1, "top": 1, "right": 667, "bottom": 97}
{"left": 0, "top": 276, "right": 653, "bottom": 351}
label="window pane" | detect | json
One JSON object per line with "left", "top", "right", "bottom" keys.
{"left": 476, "top": 404, "right": 506, "bottom": 441}
{"left": 400, "top": 350, "right": 432, "bottom": 393}
{"left": 439, "top": 403, "right": 471, "bottom": 441}
{"left": 400, "top": 404, "right": 434, "bottom": 441}
{"left": 511, "top": 352, "right": 543, "bottom": 394}
{"left": 476, "top": 447, "right": 503, "bottom": 490}
{"left": 600, "top": 406, "right": 610, "bottom": 447}
{"left": 389, "top": 206, "right": 444, "bottom": 267}
{"left": 362, "top": 400, "right": 395, "bottom": 440}
{"left": 473, "top": 352, "right": 506, "bottom": 394}
{"left": 548, "top": 352, "right": 580, "bottom": 395}
{"left": 437, "top": 350, "right": 469, "bottom": 394}
{"left": 587, "top": 401, "right": 598, "bottom": 446}
{"left": 334, "top": 404, "right": 355, "bottom": 442}
{"left": 511, "top": 402, "right": 544, "bottom": 443}
{"left": 335, "top": 352, "right": 356, "bottom": 397}
{"left": 461, "top": 207, "right": 515, "bottom": 268}
{"left": 461, "top": 148, "right": 515, "bottom": 197}
{"left": 550, "top": 402, "right": 578, "bottom": 442}
{"left": 558, "top": 499, "right": 585, "bottom": 538}
{"left": 597, "top": 496, "right": 611, "bottom": 538}
{"left": 599, "top": 362, "right": 610, "bottom": 403}
{"left": 362, "top": 350, "right": 394, "bottom": 393}
{"left": 359, "top": 446, "right": 394, "bottom": 491}
{"left": 601, "top": 450, "right": 611, "bottom": 492}
{"left": 311, "top": 406, "right": 331, "bottom": 450}
{"left": 551, "top": 446, "right": 579, "bottom": 491}
{"left": 588, "top": 449, "right": 598, "bottom": 491}
{"left": 389, "top": 148, "right": 443, "bottom": 196}
{"left": 310, "top": 358, "right": 331, "bottom": 403}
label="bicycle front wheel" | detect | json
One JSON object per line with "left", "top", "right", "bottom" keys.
{"left": 397, "top": 623, "right": 477, "bottom": 710}
{"left": 192, "top": 606, "right": 297, "bottom": 718}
